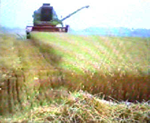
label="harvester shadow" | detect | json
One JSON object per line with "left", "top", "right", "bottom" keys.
{"left": 30, "top": 39, "right": 62, "bottom": 68}
{"left": 29, "top": 38, "right": 66, "bottom": 94}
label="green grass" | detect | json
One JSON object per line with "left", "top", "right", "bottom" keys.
{"left": 0, "top": 33, "right": 149, "bottom": 122}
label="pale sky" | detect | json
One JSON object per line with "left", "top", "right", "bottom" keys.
{"left": 0, "top": 0, "right": 150, "bottom": 30}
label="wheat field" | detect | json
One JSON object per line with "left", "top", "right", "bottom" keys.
{"left": 0, "top": 33, "right": 149, "bottom": 122}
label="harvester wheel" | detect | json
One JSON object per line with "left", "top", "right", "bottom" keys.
{"left": 65, "top": 25, "right": 69, "bottom": 32}
{"left": 26, "top": 32, "right": 31, "bottom": 39}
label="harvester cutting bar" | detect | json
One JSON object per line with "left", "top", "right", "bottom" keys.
{"left": 26, "top": 25, "right": 69, "bottom": 39}
{"left": 32, "top": 26, "right": 68, "bottom": 32}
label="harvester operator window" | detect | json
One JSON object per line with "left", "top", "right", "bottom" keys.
{"left": 41, "top": 7, "right": 53, "bottom": 21}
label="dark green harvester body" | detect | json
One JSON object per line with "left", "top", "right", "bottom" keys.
{"left": 26, "top": 3, "right": 89, "bottom": 39}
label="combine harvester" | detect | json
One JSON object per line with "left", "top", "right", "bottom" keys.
{"left": 26, "top": 3, "right": 89, "bottom": 39}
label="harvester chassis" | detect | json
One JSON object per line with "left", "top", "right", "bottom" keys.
{"left": 26, "top": 25, "right": 69, "bottom": 39}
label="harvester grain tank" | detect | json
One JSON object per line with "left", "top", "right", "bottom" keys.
{"left": 26, "top": 3, "right": 89, "bottom": 39}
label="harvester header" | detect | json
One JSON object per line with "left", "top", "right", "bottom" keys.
{"left": 26, "top": 3, "right": 89, "bottom": 39}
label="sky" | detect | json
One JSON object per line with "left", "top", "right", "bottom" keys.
{"left": 0, "top": 0, "right": 150, "bottom": 30}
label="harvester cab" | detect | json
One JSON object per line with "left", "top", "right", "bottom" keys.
{"left": 26, "top": 3, "right": 89, "bottom": 39}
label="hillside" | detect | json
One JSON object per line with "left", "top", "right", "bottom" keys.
{"left": 69, "top": 27, "right": 150, "bottom": 37}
